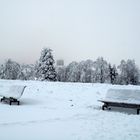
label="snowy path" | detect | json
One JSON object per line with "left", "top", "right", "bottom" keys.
{"left": 0, "top": 80, "right": 140, "bottom": 140}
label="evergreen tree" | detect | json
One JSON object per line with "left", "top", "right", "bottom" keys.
{"left": 109, "top": 64, "right": 118, "bottom": 84}
{"left": 36, "top": 48, "right": 57, "bottom": 81}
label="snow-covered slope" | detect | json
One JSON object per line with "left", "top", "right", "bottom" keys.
{"left": 0, "top": 80, "right": 140, "bottom": 140}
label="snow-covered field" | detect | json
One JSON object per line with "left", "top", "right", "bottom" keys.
{"left": 0, "top": 80, "right": 140, "bottom": 140}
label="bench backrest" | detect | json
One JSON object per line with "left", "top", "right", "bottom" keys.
{"left": 0, "top": 85, "right": 26, "bottom": 99}
{"left": 105, "top": 89, "right": 140, "bottom": 104}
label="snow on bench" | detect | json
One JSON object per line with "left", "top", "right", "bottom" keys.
{"left": 0, "top": 85, "right": 26, "bottom": 105}
{"left": 99, "top": 89, "right": 140, "bottom": 114}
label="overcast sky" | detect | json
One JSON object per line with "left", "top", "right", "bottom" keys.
{"left": 0, "top": 0, "right": 140, "bottom": 66}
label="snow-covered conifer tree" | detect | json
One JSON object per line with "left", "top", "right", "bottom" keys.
{"left": 36, "top": 48, "right": 57, "bottom": 81}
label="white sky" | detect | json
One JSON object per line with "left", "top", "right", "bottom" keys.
{"left": 0, "top": 0, "right": 140, "bottom": 66}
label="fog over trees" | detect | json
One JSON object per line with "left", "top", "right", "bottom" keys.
{"left": 0, "top": 48, "right": 140, "bottom": 85}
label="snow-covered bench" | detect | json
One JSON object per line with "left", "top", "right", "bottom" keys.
{"left": 0, "top": 85, "right": 26, "bottom": 105}
{"left": 99, "top": 89, "right": 140, "bottom": 114}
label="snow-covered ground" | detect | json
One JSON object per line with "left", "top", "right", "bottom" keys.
{"left": 0, "top": 80, "right": 140, "bottom": 140}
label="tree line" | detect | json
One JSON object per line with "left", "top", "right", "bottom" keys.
{"left": 0, "top": 48, "right": 140, "bottom": 85}
{"left": 57, "top": 58, "right": 140, "bottom": 85}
